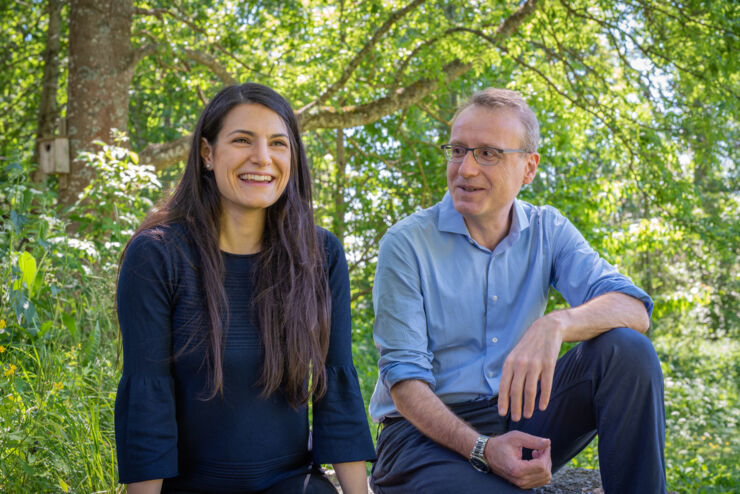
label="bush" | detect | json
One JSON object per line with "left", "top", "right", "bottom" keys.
{"left": 0, "top": 136, "right": 160, "bottom": 492}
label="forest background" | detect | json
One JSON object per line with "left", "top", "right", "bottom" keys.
{"left": 0, "top": 0, "right": 737, "bottom": 492}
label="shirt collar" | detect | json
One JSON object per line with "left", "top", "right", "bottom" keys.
{"left": 437, "top": 192, "right": 468, "bottom": 235}
{"left": 437, "top": 192, "right": 531, "bottom": 239}
{"left": 511, "top": 198, "right": 530, "bottom": 234}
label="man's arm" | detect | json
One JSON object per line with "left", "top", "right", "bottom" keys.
{"left": 391, "top": 379, "right": 552, "bottom": 489}
{"left": 498, "top": 292, "right": 650, "bottom": 421}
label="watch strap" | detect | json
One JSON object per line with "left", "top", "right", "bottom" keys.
{"left": 469, "top": 434, "right": 490, "bottom": 473}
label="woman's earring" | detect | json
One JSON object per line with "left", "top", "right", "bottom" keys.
{"left": 205, "top": 162, "right": 212, "bottom": 170}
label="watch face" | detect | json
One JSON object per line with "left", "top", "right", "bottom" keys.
{"left": 470, "top": 457, "right": 490, "bottom": 473}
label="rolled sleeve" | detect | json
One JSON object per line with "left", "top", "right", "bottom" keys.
{"left": 549, "top": 209, "right": 653, "bottom": 317}
{"left": 312, "top": 230, "right": 375, "bottom": 464}
{"left": 373, "top": 231, "right": 436, "bottom": 391}
{"left": 115, "top": 233, "right": 179, "bottom": 483}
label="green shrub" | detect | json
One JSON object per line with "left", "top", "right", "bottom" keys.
{"left": 0, "top": 136, "right": 160, "bottom": 492}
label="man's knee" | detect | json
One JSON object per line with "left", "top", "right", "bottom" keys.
{"left": 586, "top": 327, "right": 662, "bottom": 381}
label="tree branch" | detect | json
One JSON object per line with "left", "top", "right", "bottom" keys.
{"left": 136, "top": 0, "right": 540, "bottom": 169}
{"left": 300, "top": 59, "right": 471, "bottom": 130}
{"left": 133, "top": 7, "right": 168, "bottom": 19}
{"left": 182, "top": 48, "right": 238, "bottom": 85}
{"left": 558, "top": 0, "right": 740, "bottom": 100}
{"left": 418, "top": 101, "right": 451, "bottom": 127}
{"left": 298, "top": 0, "right": 428, "bottom": 115}
{"left": 134, "top": 5, "right": 267, "bottom": 79}
{"left": 139, "top": 134, "right": 192, "bottom": 171}
{"left": 298, "top": 0, "right": 539, "bottom": 130}
{"left": 170, "top": 4, "right": 267, "bottom": 78}
{"left": 127, "top": 43, "right": 158, "bottom": 73}
{"left": 346, "top": 136, "right": 401, "bottom": 169}
{"left": 390, "top": 27, "right": 469, "bottom": 89}
{"left": 502, "top": 46, "right": 647, "bottom": 195}
{"left": 347, "top": 229, "right": 387, "bottom": 277}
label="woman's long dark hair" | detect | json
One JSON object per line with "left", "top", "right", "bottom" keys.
{"left": 122, "top": 83, "right": 330, "bottom": 407}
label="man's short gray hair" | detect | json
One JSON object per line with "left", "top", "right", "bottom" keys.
{"left": 452, "top": 88, "right": 540, "bottom": 153}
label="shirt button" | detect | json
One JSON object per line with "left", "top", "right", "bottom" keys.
{"left": 491, "top": 337, "right": 498, "bottom": 343}
{"left": 491, "top": 295, "right": 498, "bottom": 302}
{"left": 488, "top": 371, "right": 494, "bottom": 378}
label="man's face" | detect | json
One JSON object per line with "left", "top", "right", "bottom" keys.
{"left": 446, "top": 105, "right": 539, "bottom": 228}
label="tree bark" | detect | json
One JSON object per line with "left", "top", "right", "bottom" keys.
{"left": 61, "top": 0, "right": 134, "bottom": 206}
{"left": 32, "top": 0, "right": 64, "bottom": 183}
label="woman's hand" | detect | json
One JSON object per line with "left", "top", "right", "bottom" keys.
{"left": 126, "top": 479, "right": 163, "bottom": 494}
{"left": 332, "top": 461, "right": 368, "bottom": 494}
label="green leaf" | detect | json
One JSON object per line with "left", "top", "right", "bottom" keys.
{"left": 10, "top": 210, "right": 27, "bottom": 233}
{"left": 61, "top": 312, "right": 78, "bottom": 340}
{"left": 39, "top": 320, "right": 53, "bottom": 337}
{"left": 14, "top": 251, "right": 38, "bottom": 297}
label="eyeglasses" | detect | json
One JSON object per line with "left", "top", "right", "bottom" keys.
{"left": 440, "top": 144, "right": 530, "bottom": 166}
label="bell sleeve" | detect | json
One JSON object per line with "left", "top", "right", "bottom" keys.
{"left": 311, "top": 231, "right": 376, "bottom": 465}
{"left": 114, "top": 232, "right": 179, "bottom": 483}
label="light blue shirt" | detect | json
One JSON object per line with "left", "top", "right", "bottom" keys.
{"left": 368, "top": 193, "right": 653, "bottom": 421}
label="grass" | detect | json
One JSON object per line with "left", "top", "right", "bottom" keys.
{"left": 0, "top": 325, "right": 122, "bottom": 493}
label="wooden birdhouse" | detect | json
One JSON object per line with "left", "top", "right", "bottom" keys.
{"left": 37, "top": 119, "right": 69, "bottom": 174}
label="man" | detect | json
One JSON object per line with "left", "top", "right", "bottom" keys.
{"left": 368, "top": 88, "right": 666, "bottom": 493}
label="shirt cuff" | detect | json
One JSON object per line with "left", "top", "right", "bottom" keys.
{"left": 380, "top": 361, "right": 436, "bottom": 391}
{"left": 589, "top": 280, "right": 654, "bottom": 318}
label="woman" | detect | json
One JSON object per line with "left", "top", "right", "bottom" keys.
{"left": 115, "top": 83, "right": 375, "bottom": 494}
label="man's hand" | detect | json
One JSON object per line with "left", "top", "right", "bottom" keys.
{"left": 485, "top": 431, "right": 552, "bottom": 489}
{"left": 498, "top": 293, "right": 650, "bottom": 422}
{"left": 498, "top": 314, "right": 565, "bottom": 421}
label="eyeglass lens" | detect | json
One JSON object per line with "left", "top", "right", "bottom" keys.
{"left": 445, "top": 146, "right": 503, "bottom": 165}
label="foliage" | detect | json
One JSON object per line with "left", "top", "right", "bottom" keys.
{"left": 0, "top": 0, "right": 738, "bottom": 492}
{"left": 2, "top": 1, "right": 737, "bottom": 334}
{"left": 65, "top": 131, "right": 162, "bottom": 270}
{"left": 0, "top": 0, "right": 68, "bottom": 161}
{"left": 0, "top": 142, "right": 160, "bottom": 492}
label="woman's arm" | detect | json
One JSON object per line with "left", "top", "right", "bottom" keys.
{"left": 311, "top": 232, "right": 375, "bottom": 483}
{"left": 116, "top": 233, "right": 179, "bottom": 483}
{"left": 332, "top": 462, "right": 368, "bottom": 494}
{"left": 126, "top": 479, "right": 163, "bottom": 494}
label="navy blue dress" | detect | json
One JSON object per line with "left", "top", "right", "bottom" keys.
{"left": 115, "top": 224, "right": 375, "bottom": 492}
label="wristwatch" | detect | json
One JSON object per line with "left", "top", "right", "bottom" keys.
{"left": 469, "top": 435, "right": 491, "bottom": 473}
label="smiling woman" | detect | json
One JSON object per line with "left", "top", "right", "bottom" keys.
{"left": 200, "top": 103, "right": 292, "bottom": 253}
{"left": 114, "top": 83, "right": 375, "bottom": 494}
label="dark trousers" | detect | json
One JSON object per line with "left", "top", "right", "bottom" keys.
{"left": 370, "top": 328, "right": 667, "bottom": 494}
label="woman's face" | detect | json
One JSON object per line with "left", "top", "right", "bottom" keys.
{"left": 201, "top": 103, "right": 292, "bottom": 218}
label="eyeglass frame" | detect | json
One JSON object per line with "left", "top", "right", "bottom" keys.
{"left": 440, "top": 144, "right": 531, "bottom": 166}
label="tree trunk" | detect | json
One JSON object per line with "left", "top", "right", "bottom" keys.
{"left": 61, "top": 0, "right": 134, "bottom": 206}
{"left": 33, "top": 0, "right": 64, "bottom": 183}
